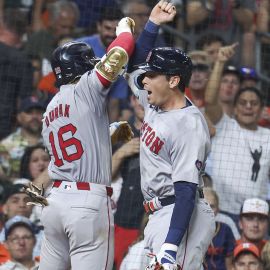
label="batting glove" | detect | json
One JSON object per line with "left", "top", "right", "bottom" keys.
{"left": 116, "top": 17, "right": 135, "bottom": 36}
{"left": 145, "top": 244, "right": 180, "bottom": 270}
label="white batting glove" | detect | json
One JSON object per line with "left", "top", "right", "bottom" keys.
{"left": 125, "top": 69, "right": 146, "bottom": 98}
{"left": 145, "top": 244, "right": 180, "bottom": 270}
{"left": 116, "top": 17, "right": 135, "bottom": 36}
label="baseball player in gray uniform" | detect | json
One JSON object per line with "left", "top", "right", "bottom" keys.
{"left": 127, "top": 48, "right": 216, "bottom": 270}
{"left": 38, "top": 18, "right": 135, "bottom": 270}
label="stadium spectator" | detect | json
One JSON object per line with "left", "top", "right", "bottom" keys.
{"left": 119, "top": 214, "right": 149, "bottom": 270}
{"left": 232, "top": 242, "right": 263, "bottom": 270}
{"left": 256, "top": 0, "right": 270, "bottom": 79}
{"left": 259, "top": 106, "right": 270, "bottom": 129}
{"left": 219, "top": 65, "right": 241, "bottom": 117}
{"left": 30, "top": 56, "right": 42, "bottom": 91}
{"left": 186, "top": 50, "right": 211, "bottom": 109}
{"left": 0, "top": 8, "right": 28, "bottom": 49}
{"left": 31, "top": 0, "right": 58, "bottom": 32}
{"left": 204, "top": 187, "right": 235, "bottom": 270}
{"left": 24, "top": 0, "right": 80, "bottom": 75}
{"left": 1, "top": 184, "right": 32, "bottom": 222}
{"left": 181, "top": 50, "right": 219, "bottom": 137}
{"left": 236, "top": 198, "right": 269, "bottom": 254}
{"left": 119, "top": 240, "right": 147, "bottom": 270}
{"left": 186, "top": 0, "right": 256, "bottom": 65}
{"left": 0, "top": 97, "right": 45, "bottom": 180}
{"left": 0, "top": 184, "right": 43, "bottom": 264}
{"left": 205, "top": 82, "right": 270, "bottom": 223}
{"left": 261, "top": 240, "right": 270, "bottom": 270}
{"left": 0, "top": 9, "right": 33, "bottom": 140}
{"left": 240, "top": 67, "right": 259, "bottom": 89}
{"left": 19, "top": 145, "right": 49, "bottom": 182}
{"left": 0, "top": 216, "right": 39, "bottom": 269}
{"left": 74, "top": 0, "right": 117, "bottom": 31}
{"left": 112, "top": 95, "right": 144, "bottom": 269}
{"left": 204, "top": 42, "right": 239, "bottom": 120}
{"left": 196, "top": 33, "right": 226, "bottom": 66}
{"left": 19, "top": 144, "right": 49, "bottom": 227}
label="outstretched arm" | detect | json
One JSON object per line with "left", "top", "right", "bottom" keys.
{"left": 95, "top": 18, "right": 135, "bottom": 87}
{"left": 205, "top": 43, "right": 238, "bottom": 124}
{"left": 128, "top": 0, "right": 176, "bottom": 71}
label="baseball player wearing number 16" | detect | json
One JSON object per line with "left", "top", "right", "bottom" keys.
{"left": 38, "top": 18, "right": 135, "bottom": 270}
{"left": 127, "top": 48, "right": 215, "bottom": 270}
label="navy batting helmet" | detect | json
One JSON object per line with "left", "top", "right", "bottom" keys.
{"left": 137, "top": 47, "right": 193, "bottom": 88}
{"left": 51, "top": 41, "right": 99, "bottom": 87}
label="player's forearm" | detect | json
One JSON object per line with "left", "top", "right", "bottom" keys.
{"left": 128, "top": 20, "right": 159, "bottom": 72}
{"left": 164, "top": 182, "right": 196, "bottom": 246}
{"left": 96, "top": 29, "right": 135, "bottom": 87}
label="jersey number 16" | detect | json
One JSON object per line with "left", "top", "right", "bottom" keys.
{"left": 49, "top": 123, "right": 84, "bottom": 167}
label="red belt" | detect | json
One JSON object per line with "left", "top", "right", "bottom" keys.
{"left": 53, "top": 180, "right": 113, "bottom": 197}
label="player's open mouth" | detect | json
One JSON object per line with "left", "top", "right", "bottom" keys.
{"left": 147, "top": 91, "right": 152, "bottom": 96}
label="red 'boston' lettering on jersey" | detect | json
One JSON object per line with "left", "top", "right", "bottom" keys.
{"left": 141, "top": 121, "right": 164, "bottom": 155}
{"left": 141, "top": 121, "right": 148, "bottom": 134}
{"left": 142, "top": 126, "right": 152, "bottom": 142}
{"left": 45, "top": 104, "right": 70, "bottom": 127}
{"left": 150, "top": 136, "right": 164, "bottom": 154}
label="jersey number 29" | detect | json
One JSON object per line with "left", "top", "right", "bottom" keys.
{"left": 49, "top": 123, "right": 84, "bottom": 167}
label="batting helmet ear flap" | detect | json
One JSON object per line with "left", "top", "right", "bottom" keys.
{"left": 136, "top": 72, "right": 145, "bottom": 89}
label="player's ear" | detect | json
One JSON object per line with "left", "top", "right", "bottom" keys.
{"left": 169, "top": 75, "right": 180, "bottom": 89}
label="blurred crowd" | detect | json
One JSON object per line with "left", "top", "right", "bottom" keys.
{"left": 0, "top": 0, "right": 269, "bottom": 269}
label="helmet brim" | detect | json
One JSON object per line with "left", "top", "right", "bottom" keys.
{"left": 136, "top": 62, "right": 163, "bottom": 73}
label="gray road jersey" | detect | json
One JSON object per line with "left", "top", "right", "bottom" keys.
{"left": 42, "top": 71, "right": 111, "bottom": 185}
{"left": 138, "top": 91, "right": 211, "bottom": 201}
